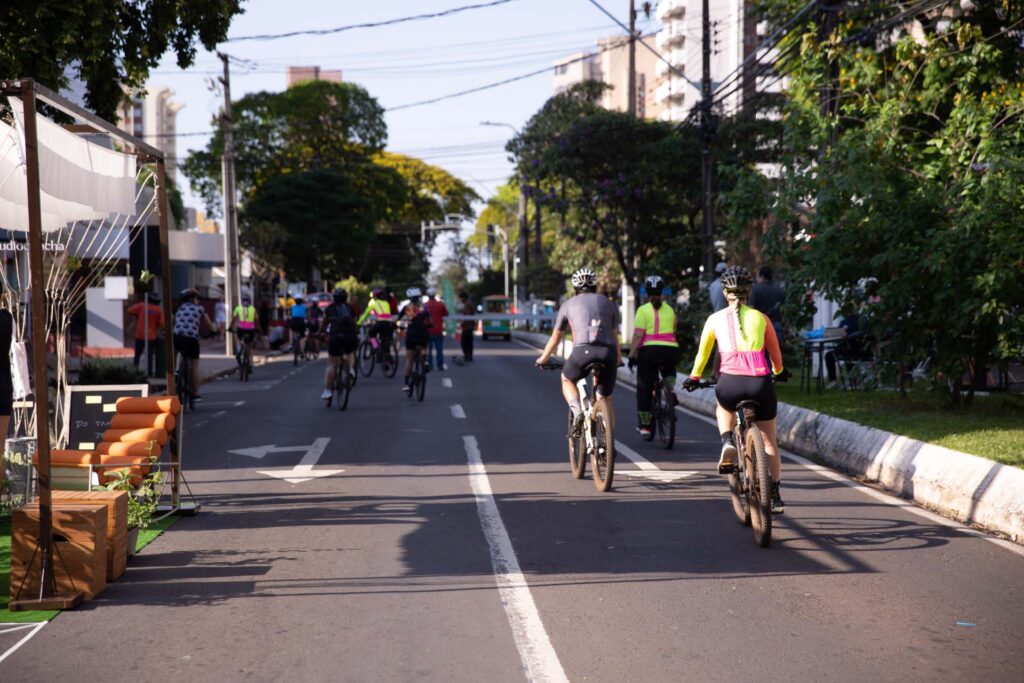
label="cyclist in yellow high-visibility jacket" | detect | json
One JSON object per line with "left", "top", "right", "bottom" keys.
{"left": 357, "top": 288, "right": 395, "bottom": 348}
{"left": 627, "top": 275, "right": 680, "bottom": 438}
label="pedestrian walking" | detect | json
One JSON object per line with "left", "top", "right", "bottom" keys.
{"left": 424, "top": 286, "right": 449, "bottom": 370}
{"left": 749, "top": 266, "right": 786, "bottom": 340}
{"left": 127, "top": 292, "right": 164, "bottom": 376}
{"left": 458, "top": 291, "right": 475, "bottom": 362}
{"left": 214, "top": 298, "right": 227, "bottom": 339}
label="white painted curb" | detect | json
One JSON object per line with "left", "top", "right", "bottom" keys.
{"left": 514, "top": 330, "right": 1024, "bottom": 544}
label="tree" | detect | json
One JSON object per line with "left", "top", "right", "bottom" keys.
{"left": 242, "top": 168, "right": 398, "bottom": 283}
{"left": 183, "top": 80, "right": 388, "bottom": 216}
{"left": 737, "top": 1, "right": 1024, "bottom": 403}
{"left": 374, "top": 152, "right": 478, "bottom": 223}
{"left": 0, "top": 0, "right": 243, "bottom": 122}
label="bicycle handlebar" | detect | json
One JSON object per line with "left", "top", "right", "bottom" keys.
{"left": 536, "top": 361, "right": 563, "bottom": 371}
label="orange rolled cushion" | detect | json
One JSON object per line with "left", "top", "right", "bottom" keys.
{"left": 110, "top": 412, "right": 176, "bottom": 431}
{"left": 101, "top": 427, "right": 168, "bottom": 446}
{"left": 116, "top": 395, "right": 181, "bottom": 415}
{"left": 36, "top": 450, "right": 101, "bottom": 466}
{"left": 96, "top": 440, "right": 161, "bottom": 458}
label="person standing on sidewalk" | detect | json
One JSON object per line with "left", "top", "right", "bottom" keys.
{"left": 127, "top": 292, "right": 163, "bottom": 376}
{"left": 214, "top": 298, "right": 227, "bottom": 340}
{"left": 424, "top": 287, "right": 449, "bottom": 371}
{"left": 458, "top": 291, "right": 475, "bottom": 363}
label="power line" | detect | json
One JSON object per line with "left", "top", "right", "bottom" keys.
{"left": 584, "top": 0, "right": 701, "bottom": 89}
{"left": 225, "top": 0, "right": 521, "bottom": 43}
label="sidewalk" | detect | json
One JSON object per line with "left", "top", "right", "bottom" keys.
{"left": 512, "top": 330, "right": 1024, "bottom": 544}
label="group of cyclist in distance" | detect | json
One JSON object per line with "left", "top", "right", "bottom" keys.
{"left": 536, "top": 265, "right": 789, "bottom": 514}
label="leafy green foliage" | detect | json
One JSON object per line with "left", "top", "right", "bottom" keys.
{"left": 99, "top": 458, "right": 164, "bottom": 531}
{"left": 728, "top": 1, "right": 1024, "bottom": 403}
{"left": 77, "top": 359, "right": 148, "bottom": 385}
{"left": 0, "top": 0, "right": 243, "bottom": 122}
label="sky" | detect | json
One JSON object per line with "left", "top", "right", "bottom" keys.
{"left": 152, "top": 0, "right": 663, "bottom": 211}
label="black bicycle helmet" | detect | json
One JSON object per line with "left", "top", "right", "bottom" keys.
{"left": 720, "top": 265, "right": 753, "bottom": 292}
{"left": 643, "top": 275, "right": 664, "bottom": 293}
{"left": 333, "top": 288, "right": 347, "bottom": 304}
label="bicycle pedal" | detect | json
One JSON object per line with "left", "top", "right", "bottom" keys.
{"left": 718, "top": 463, "right": 737, "bottom": 475}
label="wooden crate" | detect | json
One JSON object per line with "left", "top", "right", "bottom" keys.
{"left": 10, "top": 503, "right": 108, "bottom": 601}
{"left": 50, "top": 491, "right": 128, "bottom": 580}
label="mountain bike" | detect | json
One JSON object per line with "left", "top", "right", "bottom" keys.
{"left": 175, "top": 352, "right": 194, "bottom": 412}
{"left": 539, "top": 359, "right": 617, "bottom": 492}
{"left": 641, "top": 375, "right": 677, "bottom": 449}
{"left": 408, "top": 346, "right": 427, "bottom": 401}
{"left": 686, "top": 380, "right": 772, "bottom": 547}
{"left": 359, "top": 331, "right": 398, "bottom": 378}
{"left": 303, "top": 331, "right": 320, "bottom": 360}
{"left": 327, "top": 356, "right": 353, "bottom": 411}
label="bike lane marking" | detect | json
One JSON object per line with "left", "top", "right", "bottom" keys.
{"left": 614, "top": 440, "right": 697, "bottom": 482}
{"left": 451, "top": 404, "right": 466, "bottom": 419}
{"left": 463, "top": 435, "right": 570, "bottom": 683}
{"left": 0, "top": 622, "right": 46, "bottom": 664}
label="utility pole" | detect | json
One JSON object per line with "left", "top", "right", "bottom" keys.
{"left": 627, "top": 0, "right": 637, "bottom": 117}
{"left": 699, "top": 0, "right": 716, "bottom": 277}
{"left": 218, "top": 52, "right": 242, "bottom": 357}
{"left": 517, "top": 187, "right": 528, "bottom": 314}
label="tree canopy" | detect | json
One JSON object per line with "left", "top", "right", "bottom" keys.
{"left": 0, "top": 0, "right": 244, "bottom": 121}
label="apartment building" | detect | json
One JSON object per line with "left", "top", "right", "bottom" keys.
{"left": 286, "top": 66, "right": 342, "bottom": 87}
{"left": 116, "top": 87, "right": 184, "bottom": 181}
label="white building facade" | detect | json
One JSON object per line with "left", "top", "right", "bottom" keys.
{"left": 117, "top": 87, "right": 184, "bottom": 182}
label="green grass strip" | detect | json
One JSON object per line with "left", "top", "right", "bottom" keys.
{"left": 0, "top": 511, "right": 179, "bottom": 623}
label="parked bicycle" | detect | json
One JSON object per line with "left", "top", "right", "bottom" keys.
{"left": 686, "top": 380, "right": 773, "bottom": 547}
{"left": 539, "top": 359, "right": 617, "bottom": 492}
{"left": 641, "top": 375, "right": 677, "bottom": 449}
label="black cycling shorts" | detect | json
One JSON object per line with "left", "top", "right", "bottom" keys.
{"left": 289, "top": 317, "right": 307, "bottom": 334}
{"left": 174, "top": 334, "right": 200, "bottom": 360}
{"left": 405, "top": 331, "right": 429, "bottom": 350}
{"left": 563, "top": 344, "right": 617, "bottom": 397}
{"left": 328, "top": 335, "right": 358, "bottom": 357}
{"left": 715, "top": 373, "right": 777, "bottom": 421}
{"left": 237, "top": 329, "right": 256, "bottom": 344}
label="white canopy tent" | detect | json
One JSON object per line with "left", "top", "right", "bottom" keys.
{"left": 0, "top": 79, "right": 179, "bottom": 610}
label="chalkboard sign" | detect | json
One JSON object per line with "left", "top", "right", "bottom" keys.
{"left": 63, "top": 384, "right": 149, "bottom": 450}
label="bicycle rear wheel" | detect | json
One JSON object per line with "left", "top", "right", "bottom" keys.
{"left": 590, "top": 402, "right": 616, "bottom": 492}
{"left": 567, "top": 410, "right": 585, "bottom": 479}
{"left": 382, "top": 344, "right": 398, "bottom": 378}
{"left": 416, "top": 370, "right": 426, "bottom": 401}
{"left": 727, "top": 434, "right": 751, "bottom": 526}
{"left": 337, "top": 367, "right": 350, "bottom": 411}
{"left": 358, "top": 341, "right": 375, "bottom": 377}
{"left": 657, "top": 385, "right": 676, "bottom": 449}
{"left": 746, "top": 425, "right": 773, "bottom": 547}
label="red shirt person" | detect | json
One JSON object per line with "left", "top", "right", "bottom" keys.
{"left": 424, "top": 287, "right": 449, "bottom": 370}
{"left": 127, "top": 294, "right": 164, "bottom": 375}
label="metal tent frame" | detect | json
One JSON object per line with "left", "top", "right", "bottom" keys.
{"left": 0, "top": 78, "right": 180, "bottom": 610}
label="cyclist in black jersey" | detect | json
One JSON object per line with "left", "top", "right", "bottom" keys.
{"left": 319, "top": 289, "right": 358, "bottom": 400}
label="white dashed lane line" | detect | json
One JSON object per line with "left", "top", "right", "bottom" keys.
{"left": 442, "top": 378, "right": 453, "bottom": 388}
{"left": 451, "top": 404, "right": 466, "bottom": 419}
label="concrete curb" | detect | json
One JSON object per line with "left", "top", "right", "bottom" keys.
{"left": 513, "top": 330, "right": 1024, "bottom": 544}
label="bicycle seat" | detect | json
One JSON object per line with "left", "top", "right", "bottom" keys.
{"left": 582, "top": 361, "right": 607, "bottom": 376}
{"left": 736, "top": 399, "right": 761, "bottom": 410}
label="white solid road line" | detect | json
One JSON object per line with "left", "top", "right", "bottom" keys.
{"left": 442, "top": 378, "right": 453, "bottom": 388}
{"left": 0, "top": 621, "right": 46, "bottom": 664}
{"left": 463, "top": 436, "right": 569, "bottom": 683}
{"left": 614, "top": 440, "right": 697, "bottom": 482}
{"left": 451, "top": 404, "right": 466, "bottom": 419}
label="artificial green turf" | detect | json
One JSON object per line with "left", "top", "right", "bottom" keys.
{"left": 0, "top": 517, "right": 58, "bottom": 623}
{"left": 0, "top": 512, "right": 179, "bottom": 623}
{"left": 775, "top": 382, "right": 1024, "bottom": 467}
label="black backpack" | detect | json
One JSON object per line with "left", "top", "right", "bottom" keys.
{"left": 328, "top": 303, "right": 356, "bottom": 337}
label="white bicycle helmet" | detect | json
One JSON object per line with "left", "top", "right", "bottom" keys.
{"left": 571, "top": 267, "right": 597, "bottom": 290}
{"left": 644, "top": 275, "right": 664, "bottom": 292}
{"left": 406, "top": 287, "right": 422, "bottom": 299}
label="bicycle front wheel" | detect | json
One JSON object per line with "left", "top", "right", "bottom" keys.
{"left": 657, "top": 385, "right": 676, "bottom": 450}
{"left": 567, "top": 411, "right": 585, "bottom": 479}
{"left": 358, "top": 341, "right": 375, "bottom": 377}
{"left": 337, "top": 370, "right": 350, "bottom": 411}
{"left": 727, "top": 436, "right": 751, "bottom": 526}
{"left": 416, "top": 371, "right": 426, "bottom": 401}
{"left": 746, "top": 426, "right": 773, "bottom": 547}
{"left": 590, "top": 402, "right": 616, "bottom": 492}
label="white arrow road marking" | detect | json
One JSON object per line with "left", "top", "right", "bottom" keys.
{"left": 252, "top": 438, "right": 344, "bottom": 484}
{"left": 0, "top": 621, "right": 46, "bottom": 664}
{"left": 464, "top": 436, "right": 569, "bottom": 683}
{"left": 229, "top": 444, "right": 312, "bottom": 459}
{"left": 442, "top": 378, "right": 453, "bottom": 388}
{"left": 451, "top": 404, "right": 466, "bottom": 419}
{"left": 615, "top": 440, "right": 697, "bottom": 483}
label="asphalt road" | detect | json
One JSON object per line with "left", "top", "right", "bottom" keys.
{"left": 4, "top": 339, "right": 1023, "bottom": 682}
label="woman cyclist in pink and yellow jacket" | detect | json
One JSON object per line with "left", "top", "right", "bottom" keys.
{"left": 683, "top": 266, "right": 788, "bottom": 513}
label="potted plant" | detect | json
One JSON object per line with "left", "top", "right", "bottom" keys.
{"left": 98, "top": 455, "right": 164, "bottom": 557}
